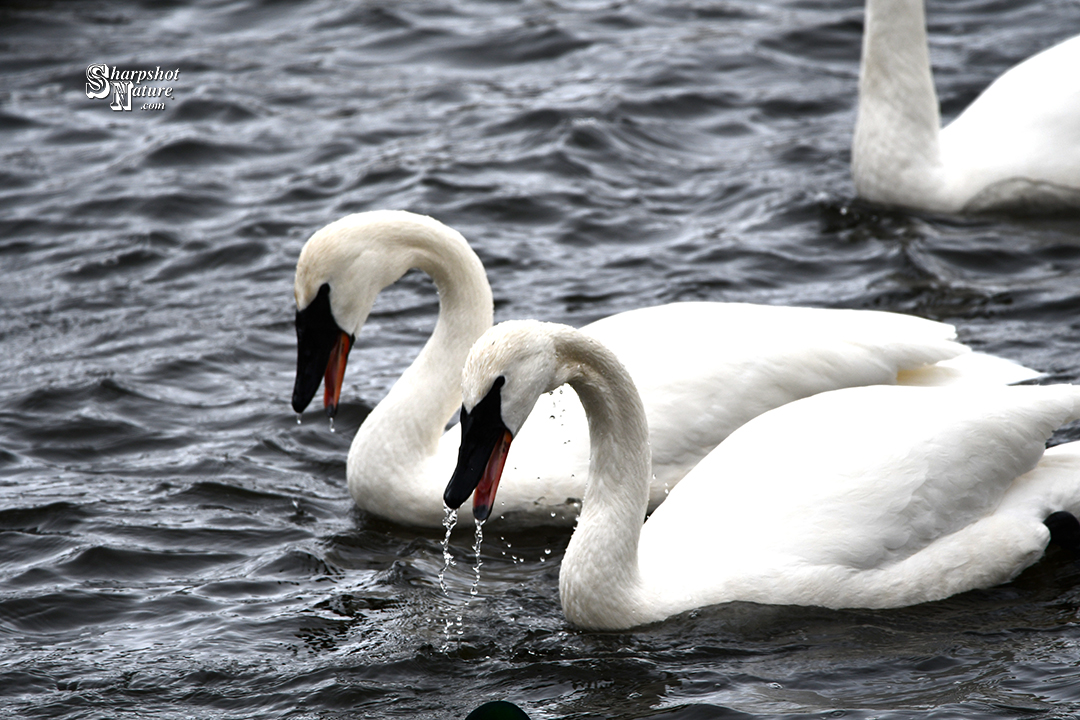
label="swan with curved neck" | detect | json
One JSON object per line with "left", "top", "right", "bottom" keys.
{"left": 291, "top": 211, "right": 1037, "bottom": 528}
{"left": 446, "top": 321, "right": 1080, "bottom": 630}
{"left": 852, "top": 0, "right": 1080, "bottom": 213}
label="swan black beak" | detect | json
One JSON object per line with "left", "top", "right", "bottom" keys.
{"left": 291, "top": 283, "right": 354, "bottom": 418}
{"left": 444, "top": 376, "right": 512, "bottom": 521}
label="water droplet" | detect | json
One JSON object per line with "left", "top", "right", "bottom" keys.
{"left": 544, "top": 548, "right": 551, "bottom": 555}
{"left": 438, "top": 507, "right": 458, "bottom": 596}
{"left": 469, "top": 519, "right": 485, "bottom": 597}
{"left": 296, "top": 414, "right": 302, "bottom": 425}
{"left": 328, "top": 417, "right": 335, "bottom": 433}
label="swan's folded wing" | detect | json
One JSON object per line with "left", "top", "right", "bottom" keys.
{"left": 643, "top": 384, "right": 1080, "bottom": 581}
{"left": 584, "top": 302, "right": 1035, "bottom": 495}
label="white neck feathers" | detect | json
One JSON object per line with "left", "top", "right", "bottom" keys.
{"left": 549, "top": 329, "right": 653, "bottom": 629}
{"left": 319, "top": 212, "right": 493, "bottom": 525}
{"left": 852, "top": 0, "right": 946, "bottom": 208}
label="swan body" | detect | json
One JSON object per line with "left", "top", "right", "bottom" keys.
{"left": 445, "top": 321, "right": 1080, "bottom": 630}
{"left": 292, "top": 211, "right": 1037, "bottom": 528}
{"left": 852, "top": 0, "right": 1080, "bottom": 213}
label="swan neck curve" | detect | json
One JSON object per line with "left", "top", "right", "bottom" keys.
{"left": 552, "top": 329, "right": 653, "bottom": 629}
{"left": 853, "top": 0, "right": 946, "bottom": 208}
{"left": 347, "top": 216, "right": 494, "bottom": 525}
{"left": 405, "top": 232, "right": 494, "bottom": 429}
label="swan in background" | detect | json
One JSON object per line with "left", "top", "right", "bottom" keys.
{"left": 291, "top": 210, "right": 1037, "bottom": 528}
{"left": 445, "top": 321, "right": 1080, "bottom": 630}
{"left": 852, "top": 0, "right": 1080, "bottom": 213}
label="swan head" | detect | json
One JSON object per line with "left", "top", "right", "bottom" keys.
{"left": 291, "top": 210, "right": 463, "bottom": 416}
{"left": 444, "top": 321, "right": 571, "bottom": 520}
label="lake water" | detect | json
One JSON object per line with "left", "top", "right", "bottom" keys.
{"left": 3, "top": 0, "right": 1080, "bottom": 718}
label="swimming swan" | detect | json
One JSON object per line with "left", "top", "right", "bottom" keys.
{"left": 445, "top": 321, "right": 1080, "bottom": 630}
{"left": 852, "top": 0, "right": 1080, "bottom": 213}
{"left": 291, "top": 210, "right": 1037, "bottom": 528}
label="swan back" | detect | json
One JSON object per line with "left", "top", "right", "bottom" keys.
{"left": 940, "top": 35, "right": 1080, "bottom": 211}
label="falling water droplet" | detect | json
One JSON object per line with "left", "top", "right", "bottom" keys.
{"left": 443, "top": 616, "right": 454, "bottom": 646}
{"left": 439, "top": 507, "right": 460, "bottom": 651}
{"left": 328, "top": 417, "right": 335, "bottom": 433}
{"left": 438, "top": 507, "right": 457, "bottom": 595}
{"left": 470, "top": 519, "right": 485, "bottom": 596}
{"left": 296, "top": 414, "right": 302, "bottom": 425}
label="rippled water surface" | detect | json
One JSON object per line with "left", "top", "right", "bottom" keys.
{"left": 3, "top": 0, "right": 1080, "bottom": 718}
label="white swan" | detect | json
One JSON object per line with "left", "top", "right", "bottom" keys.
{"left": 445, "top": 321, "right": 1080, "bottom": 630}
{"left": 291, "top": 210, "right": 1038, "bottom": 528}
{"left": 852, "top": 0, "right": 1080, "bottom": 213}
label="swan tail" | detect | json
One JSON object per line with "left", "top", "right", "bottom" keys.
{"left": 763, "top": 512, "right": 1048, "bottom": 609}
{"left": 896, "top": 351, "right": 1042, "bottom": 387}
{"left": 999, "top": 441, "right": 1080, "bottom": 522}
{"left": 878, "top": 513, "right": 1049, "bottom": 607}
{"left": 838, "top": 442, "right": 1080, "bottom": 607}
{"left": 796, "top": 386, "right": 1080, "bottom": 608}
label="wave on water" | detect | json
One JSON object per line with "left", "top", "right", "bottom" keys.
{"left": 1, "top": 0, "right": 1080, "bottom": 717}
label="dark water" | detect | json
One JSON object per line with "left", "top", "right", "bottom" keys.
{"left": 3, "top": 0, "right": 1080, "bottom": 717}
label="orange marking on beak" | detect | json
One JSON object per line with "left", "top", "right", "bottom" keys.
{"left": 473, "top": 430, "right": 513, "bottom": 521}
{"left": 323, "top": 331, "right": 351, "bottom": 418}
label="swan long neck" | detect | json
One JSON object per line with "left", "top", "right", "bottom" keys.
{"left": 397, "top": 238, "right": 494, "bottom": 433}
{"left": 348, "top": 222, "right": 493, "bottom": 524}
{"left": 852, "top": 0, "right": 945, "bottom": 206}
{"left": 552, "top": 330, "right": 653, "bottom": 630}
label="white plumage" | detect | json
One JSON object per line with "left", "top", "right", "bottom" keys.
{"left": 454, "top": 321, "right": 1080, "bottom": 630}
{"left": 292, "top": 211, "right": 1037, "bottom": 528}
{"left": 852, "top": 0, "right": 1080, "bottom": 213}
